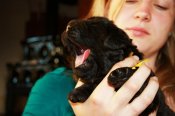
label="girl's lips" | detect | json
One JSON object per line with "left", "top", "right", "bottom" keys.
{"left": 126, "top": 27, "right": 150, "bottom": 37}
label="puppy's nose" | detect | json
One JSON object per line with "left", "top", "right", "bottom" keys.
{"left": 68, "top": 19, "right": 82, "bottom": 27}
{"left": 68, "top": 19, "right": 79, "bottom": 25}
{"left": 66, "top": 25, "right": 71, "bottom": 32}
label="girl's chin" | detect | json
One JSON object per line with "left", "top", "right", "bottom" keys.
{"left": 132, "top": 41, "right": 147, "bottom": 54}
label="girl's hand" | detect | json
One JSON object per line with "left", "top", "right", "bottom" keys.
{"left": 69, "top": 56, "right": 159, "bottom": 116}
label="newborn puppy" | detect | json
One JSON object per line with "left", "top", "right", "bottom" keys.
{"left": 61, "top": 17, "right": 174, "bottom": 116}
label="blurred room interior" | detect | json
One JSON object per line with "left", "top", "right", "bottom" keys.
{"left": 0, "top": 0, "right": 92, "bottom": 115}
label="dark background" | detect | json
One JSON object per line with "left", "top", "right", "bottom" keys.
{"left": 0, "top": 0, "right": 92, "bottom": 115}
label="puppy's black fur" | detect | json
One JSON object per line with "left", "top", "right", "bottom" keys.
{"left": 61, "top": 17, "right": 174, "bottom": 116}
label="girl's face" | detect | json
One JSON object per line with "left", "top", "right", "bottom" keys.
{"left": 115, "top": 0, "right": 175, "bottom": 58}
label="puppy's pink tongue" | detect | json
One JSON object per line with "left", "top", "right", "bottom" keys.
{"left": 75, "top": 49, "right": 90, "bottom": 67}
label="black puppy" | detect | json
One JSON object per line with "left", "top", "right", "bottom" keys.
{"left": 61, "top": 17, "right": 174, "bottom": 116}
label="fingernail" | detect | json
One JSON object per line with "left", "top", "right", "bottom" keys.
{"left": 133, "top": 55, "right": 140, "bottom": 61}
{"left": 152, "top": 76, "right": 158, "bottom": 81}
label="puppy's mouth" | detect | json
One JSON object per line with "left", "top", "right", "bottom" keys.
{"left": 75, "top": 49, "right": 90, "bottom": 68}
{"left": 68, "top": 38, "right": 91, "bottom": 68}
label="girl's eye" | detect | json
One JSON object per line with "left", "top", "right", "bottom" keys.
{"left": 125, "top": 0, "right": 138, "bottom": 4}
{"left": 155, "top": 4, "right": 168, "bottom": 10}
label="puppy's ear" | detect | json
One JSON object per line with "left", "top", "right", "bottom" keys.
{"left": 102, "top": 22, "right": 132, "bottom": 50}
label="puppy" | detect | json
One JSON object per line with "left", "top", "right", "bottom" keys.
{"left": 61, "top": 17, "right": 174, "bottom": 116}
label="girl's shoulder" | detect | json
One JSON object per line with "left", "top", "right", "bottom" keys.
{"left": 23, "top": 67, "right": 75, "bottom": 116}
{"left": 33, "top": 67, "right": 75, "bottom": 94}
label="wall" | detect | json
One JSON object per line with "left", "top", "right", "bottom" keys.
{"left": 0, "top": 0, "right": 30, "bottom": 114}
{"left": 0, "top": 0, "right": 79, "bottom": 114}
{"left": 0, "top": 0, "right": 48, "bottom": 114}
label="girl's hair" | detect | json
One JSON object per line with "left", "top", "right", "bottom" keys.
{"left": 156, "top": 24, "right": 175, "bottom": 105}
{"left": 86, "top": 0, "right": 125, "bottom": 20}
{"left": 87, "top": 0, "right": 175, "bottom": 109}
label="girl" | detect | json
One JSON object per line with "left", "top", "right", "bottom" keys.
{"left": 70, "top": 0, "right": 175, "bottom": 115}
{"left": 23, "top": 0, "right": 175, "bottom": 115}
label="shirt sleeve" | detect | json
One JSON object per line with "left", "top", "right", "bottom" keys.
{"left": 22, "top": 67, "right": 76, "bottom": 116}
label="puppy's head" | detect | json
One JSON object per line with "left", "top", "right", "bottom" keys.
{"left": 61, "top": 17, "right": 142, "bottom": 83}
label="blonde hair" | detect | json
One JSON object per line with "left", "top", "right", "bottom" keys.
{"left": 87, "top": 0, "right": 125, "bottom": 20}
{"left": 87, "top": 0, "right": 175, "bottom": 109}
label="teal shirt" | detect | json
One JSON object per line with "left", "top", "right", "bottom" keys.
{"left": 23, "top": 67, "right": 76, "bottom": 116}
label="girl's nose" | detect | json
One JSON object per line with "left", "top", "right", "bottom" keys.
{"left": 134, "top": 3, "right": 151, "bottom": 22}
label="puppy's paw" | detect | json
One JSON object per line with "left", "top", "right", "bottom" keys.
{"left": 68, "top": 90, "right": 87, "bottom": 103}
{"left": 108, "top": 67, "right": 135, "bottom": 90}
{"left": 68, "top": 84, "right": 94, "bottom": 103}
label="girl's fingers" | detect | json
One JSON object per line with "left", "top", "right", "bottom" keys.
{"left": 128, "top": 76, "right": 159, "bottom": 115}
{"left": 75, "top": 79, "right": 84, "bottom": 88}
{"left": 111, "top": 64, "right": 152, "bottom": 106}
{"left": 70, "top": 55, "right": 159, "bottom": 116}
{"left": 88, "top": 56, "right": 140, "bottom": 104}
